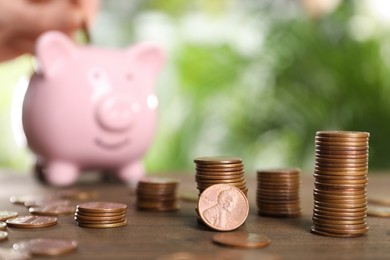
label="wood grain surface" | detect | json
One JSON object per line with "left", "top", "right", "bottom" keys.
{"left": 0, "top": 170, "right": 389, "bottom": 260}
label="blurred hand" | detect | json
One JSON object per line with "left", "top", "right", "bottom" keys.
{"left": 0, "top": 0, "right": 99, "bottom": 61}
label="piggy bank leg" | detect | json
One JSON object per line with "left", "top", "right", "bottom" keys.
{"left": 117, "top": 161, "right": 145, "bottom": 187}
{"left": 45, "top": 161, "right": 79, "bottom": 186}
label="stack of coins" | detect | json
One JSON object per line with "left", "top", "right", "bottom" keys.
{"left": 256, "top": 168, "right": 301, "bottom": 217}
{"left": 75, "top": 202, "right": 127, "bottom": 229}
{"left": 194, "top": 157, "right": 247, "bottom": 197}
{"left": 312, "top": 131, "right": 369, "bottom": 238}
{"left": 136, "top": 177, "right": 180, "bottom": 211}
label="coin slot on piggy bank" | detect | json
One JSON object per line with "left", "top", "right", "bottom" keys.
{"left": 22, "top": 31, "right": 165, "bottom": 186}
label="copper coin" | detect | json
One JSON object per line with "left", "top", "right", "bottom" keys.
{"left": 0, "top": 248, "right": 31, "bottom": 259}
{"left": 315, "top": 157, "right": 367, "bottom": 163}
{"left": 313, "top": 192, "right": 366, "bottom": 201}
{"left": 212, "top": 232, "right": 270, "bottom": 249}
{"left": 196, "top": 169, "right": 245, "bottom": 174}
{"left": 315, "top": 140, "right": 368, "bottom": 147}
{"left": 75, "top": 217, "right": 126, "bottom": 224}
{"left": 314, "top": 201, "right": 367, "bottom": 209}
{"left": 367, "top": 205, "right": 390, "bottom": 217}
{"left": 196, "top": 177, "right": 245, "bottom": 183}
{"left": 24, "top": 199, "right": 71, "bottom": 208}
{"left": 313, "top": 205, "right": 367, "bottom": 214}
{"left": 315, "top": 165, "right": 368, "bottom": 172}
{"left": 75, "top": 213, "right": 126, "bottom": 221}
{"left": 316, "top": 131, "right": 369, "bottom": 138}
{"left": 313, "top": 173, "right": 366, "bottom": 180}
{"left": 195, "top": 173, "right": 243, "bottom": 180}
{"left": 77, "top": 219, "right": 128, "bottom": 228}
{"left": 315, "top": 135, "right": 368, "bottom": 142}
{"left": 315, "top": 145, "right": 367, "bottom": 152}
{"left": 29, "top": 204, "right": 76, "bottom": 216}
{"left": 312, "top": 216, "right": 366, "bottom": 225}
{"left": 315, "top": 153, "right": 368, "bottom": 160}
{"left": 9, "top": 195, "right": 54, "bottom": 205}
{"left": 314, "top": 225, "right": 368, "bottom": 235}
{"left": 313, "top": 187, "right": 366, "bottom": 195}
{"left": 311, "top": 226, "right": 366, "bottom": 238}
{"left": 314, "top": 182, "right": 366, "bottom": 189}
{"left": 6, "top": 216, "right": 57, "bottom": 229}
{"left": 198, "top": 184, "right": 248, "bottom": 231}
{"left": 0, "top": 211, "right": 18, "bottom": 221}
{"left": 13, "top": 238, "right": 78, "bottom": 256}
{"left": 74, "top": 209, "right": 125, "bottom": 217}
{"left": 315, "top": 149, "right": 368, "bottom": 156}
{"left": 313, "top": 212, "right": 366, "bottom": 221}
{"left": 77, "top": 202, "right": 127, "bottom": 213}
{"left": 194, "top": 156, "right": 242, "bottom": 164}
{"left": 313, "top": 178, "right": 368, "bottom": 185}
{"left": 312, "top": 222, "right": 368, "bottom": 231}
{"left": 368, "top": 197, "right": 390, "bottom": 206}
{"left": 196, "top": 163, "right": 244, "bottom": 169}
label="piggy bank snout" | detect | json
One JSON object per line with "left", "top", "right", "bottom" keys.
{"left": 96, "top": 96, "right": 134, "bottom": 131}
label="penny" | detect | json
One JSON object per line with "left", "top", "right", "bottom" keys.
{"left": 316, "top": 131, "right": 369, "bottom": 138}
{"left": 75, "top": 213, "right": 126, "bottom": 221}
{"left": 312, "top": 212, "right": 366, "bottom": 221}
{"left": 196, "top": 163, "right": 244, "bottom": 169}
{"left": 195, "top": 173, "right": 243, "bottom": 180}
{"left": 313, "top": 174, "right": 366, "bottom": 180}
{"left": 24, "top": 199, "right": 71, "bottom": 208}
{"left": 9, "top": 195, "right": 53, "bottom": 205}
{"left": 29, "top": 205, "right": 76, "bottom": 216}
{"left": 314, "top": 205, "right": 367, "bottom": 213}
{"left": 315, "top": 157, "right": 367, "bottom": 163}
{"left": 77, "top": 219, "right": 128, "bottom": 228}
{"left": 77, "top": 202, "right": 127, "bottom": 213}
{"left": 196, "top": 169, "right": 245, "bottom": 175}
{"left": 198, "top": 184, "right": 248, "bottom": 231}
{"left": 75, "top": 217, "right": 126, "bottom": 224}
{"left": 312, "top": 222, "right": 368, "bottom": 231}
{"left": 311, "top": 226, "right": 366, "bottom": 238}
{"left": 313, "top": 192, "right": 366, "bottom": 200}
{"left": 0, "top": 231, "right": 8, "bottom": 241}
{"left": 212, "top": 232, "right": 270, "bottom": 249}
{"left": 0, "top": 248, "right": 31, "bottom": 260}
{"left": 315, "top": 140, "right": 368, "bottom": 147}
{"left": 315, "top": 149, "right": 368, "bottom": 156}
{"left": 6, "top": 216, "right": 58, "bottom": 229}
{"left": 0, "top": 211, "right": 18, "bottom": 221}
{"left": 315, "top": 136, "right": 368, "bottom": 142}
{"left": 314, "top": 225, "right": 369, "bottom": 235}
{"left": 315, "top": 145, "right": 368, "bottom": 151}
{"left": 194, "top": 156, "right": 242, "bottom": 164}
{"left": 13, "top": 238, "right": 78, "bottom": 256}
{"left": 75, "top": 210, "right": 125, "bottom": 217}
{"left": 312, "top": 216, "right": 366, "bottom": 225}
{"left": 367, "top": 205, "right": 390, "bottom": 217}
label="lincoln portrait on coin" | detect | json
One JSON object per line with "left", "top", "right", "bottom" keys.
{"left": 203, "top": 188, "right": 238, "bottom": 229}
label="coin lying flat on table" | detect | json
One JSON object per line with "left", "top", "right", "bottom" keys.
{"left": 77, "top": 202, "right": 127, "bottom": 213}
{"left": 29, "top": 204, "right": 76, "bottom": 216}
{"left": 6, "top": 216, "right": 57, "bottom": 229}
{"left": 13, "top": 238, "right": 78, "bottom": 256}
{"left": 197, "top": 184, "right": 249, "bottom": 231}
{"left": 367, "top": 205, "right": 390, "bottom": 217}
{"left": 0, "top": 231, "right": 8, "bottom": 241}
{"left": 212, "top": 232, "right": 271, "bottom": 249}
{"left": 0, "top": 221, "right": 6, "bottom": 231}
{"left": 0, "top": 211, "right": 18, "bottom": 222}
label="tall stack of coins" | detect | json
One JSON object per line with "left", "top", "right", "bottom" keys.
{"left": 136, "top": 177, "right": 180, "bottom": 211}
{"left": 194, "top": 157, "right": 247, "bottom": 197}
{"left": 312, "top": 131, "right": 369, "bottom": 238}
{"left": 75, "top": 202, "right": 127, "bottom": 229}
{"left": 256, "top": 168, "right": 301, "bottom": 217}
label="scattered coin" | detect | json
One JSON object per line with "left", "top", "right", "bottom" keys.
{"left": 29, "top": 204, "right": 76, "bottom": 216}
{"left": 212, "top": 232, "right": 271, "bottom": 249}
{"left": 13, "top": 238, "right": 78, "bottom": 256}
{"left": 0, "top": 211, "right": 18, "bottom": 222}
{"left": 312, "top": 130, "right": 369, "bottom": 238}
{"left": 0, "top": 247, "right": 31, "bottom": 260}
{"left": 197, "top": 184, "right": 249, "bottom": 231}
{"left": 367, "top": 204, "right": 390, "bottom": 217}
{"left": 6, "top": 216, "right": 58, "bottom": 229}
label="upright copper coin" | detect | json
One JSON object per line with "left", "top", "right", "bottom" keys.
{"left": 198, "top": 184, "right": 248, "bottom": 231}
{"left": 212, "top": 232, "right": 271, "bottom": 249}
{"left": 13, "top": 238, "right": 78, "bottom": 256}
{"left": 6, "top": 216, "right": 57, "bottom": 229}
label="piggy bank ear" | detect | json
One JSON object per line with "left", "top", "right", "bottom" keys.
{"left": 35, "top": 31, "right": 76, "bottom": 76}
{"left": 127, "top": 43, "right": 165, "bottom": 78}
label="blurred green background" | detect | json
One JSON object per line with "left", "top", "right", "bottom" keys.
{"left": 0, "top": 0, "right": 389, "bottom": 175}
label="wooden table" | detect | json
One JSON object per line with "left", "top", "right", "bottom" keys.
{"left": 0, "top": 170, "right": 390, "bottom": 259}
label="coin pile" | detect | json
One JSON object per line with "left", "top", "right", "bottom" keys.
{"left": 75, "top": 202, "right": 127, "bottom": 229}
{"left": 256, "top": 168, "right": 301, "bottom": 217}
{"left": 194, "top": 156, "right": 247, "bottom": 197}
{"left": 312, "top": 131, "right": 369, "bottom": 238}
{"left": 136, "top": 177, "right": 180, "bottom": 211}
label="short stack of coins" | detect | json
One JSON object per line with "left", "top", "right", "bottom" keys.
{"left": 312, "top": 131, "right": 369, "bottom": 238}
{"left": 256, "top": 168, "right": 301, "bottom": 217}
{"left": 136, "top": 177, "right": 180, "bottom": 211}
{"left": 75, "top": 202, "right": 127, "bottom": 229}
{"left": 194, "top": 156, "right": 248, "bottom": 197}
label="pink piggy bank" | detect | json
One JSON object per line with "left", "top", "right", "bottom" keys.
{"left": 22, "top": 31, "right": 164, "bottom": 186}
